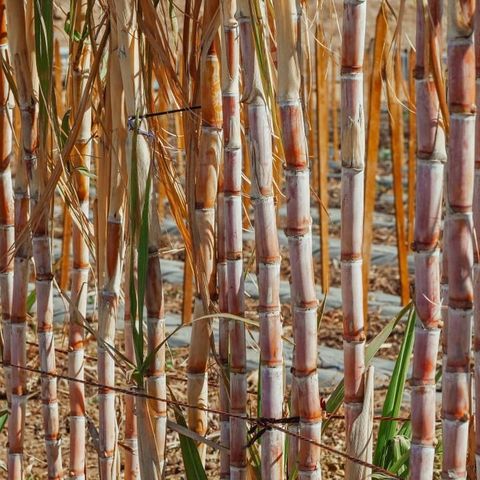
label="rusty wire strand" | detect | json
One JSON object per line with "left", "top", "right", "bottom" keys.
{"left": 4, "top": 359, "right": 403, "bottom": 479}
{"left": 23, "top": 340, "right": 414, "bottom": 423}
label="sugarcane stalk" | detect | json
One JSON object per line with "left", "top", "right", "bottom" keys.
{"left": 7, "top": 178, "right": 29, "bottom": 480}
{"left": 123, "top": 260, "right": 139, "bottom": 480}
{"left": 7, "top": 1, "right": 64, "bottom": 477}
{"left": 144, "top": 191, "right": 167, "bottom": 478}
{"left": 473, "top": 0, "right": 480, "bottom": 471}
{"left": 238, "top": 0, "right": 284, "bottom": 477}
{"left": 307, "top": 44, "right": 315, "bottom": 190}
{"left": 340, "top": 0, "right": 373, "bottom": 475}
{"left": 442, "top": 0, "right": 475, "bottom": 476}
{"left": 217, "top": 163, "right": 230, "bottom": 478}
{"left": 0, "top": 0, "right": 13, "bottom": 409}
{"left": 407, "top": 48, "right": 416, "bottom": 251}
{"left": 409, "top": 1, "right": 445, "bottom": 477}
{"left": 220, "top": 0, "right": 243, "bottom": 474}
{"left": 277, "top": 0, "right": 324, "bottom": 476}
{"left": 68, "top": 2, "right": 91, "bottom": 477}
{"left": 96, "top": 12, "right": 126, "bottom": 478}
{"left": 187, "top": 0, "right": 222, "bottom": 464}
{"left": 221, "top": 0, "right": 244, "bottom": 475}
{"left": 287, "top": 373, "right": 299, "bottom": 478}
{"left": 5, "top": 2, "right": 30, "bottom": 474}
{"left": 0, "top": 1, "right": 17, "bottom": 478}
{"left": 113, "top": 1, "right": 165, "bottom": 477}
{"left": 331, "top": 58, "right": 339, "bottom": 163}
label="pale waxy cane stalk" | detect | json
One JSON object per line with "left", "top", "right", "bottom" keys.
{"left": 187, "top": 0, "right": 222, "bottom": 464}
{"left": 0, "top": 1, "right": 21, "bottom": 478}
{"left": 68, "top": 1, "right": 91, "bottom": 477}
{"left": 220, "top": 0, "right": 243, "bottom": 474}
{"left": 33, "top": 0, "right": 64, "bottom": 476}
{"left": 144, "top": 191, "right": 167, "bottom": 478}
{"left": 275, "top": 0, "right": 322, "bottom": 478}
{"left": 409, "top": 0, "right": 445, "bottom": 477}
{"left": 221, "top": 0, "right": 243, "bottom": 477}
{"left": 123, "top": 261, "right": 139, "bottom": 480}
{"left": 238, "top": 0, "right": 283, "bottom": 477}
{"left": 340, "top": 0, "right": 374, "bottom": 476}
{"left": 5, "top": 1, "right": 31, "bottom": 476}
{"left": 7, "top": 1, "right": 64, "bottom": 477}
{"left": 217, "top": 165, "right": 229, "bottom": 479}
{"left": 442, "top": 0, "right": 475, "bottom": 476}
{"left": 0, "top": 0, "right": 13, "bottom": 407}
{"left": 473, "top": 0, "right": 480, "bottom": 471}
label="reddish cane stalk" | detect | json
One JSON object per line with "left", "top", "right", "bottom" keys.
{"left": 239, "top": 0, "right": 284, "bottom": 476}
{"left": 96, "top": 12, "right": 126, "bottom": 477}
{"left": 442, "top": 0, "right": 475, "bottom": 476}
{"left": 340, "top": 0, "right": 374, "bottom": 476}
{"left": 5, "top": 3, "right": 30, "bottom": 474}
{"left": 187, "top": 0, "right": 222, "bottom": 464}
{"left": 276, "top": 0, "right": 324, "bottom": 477}
{"left": 0, "top": 0, "right": 13, "bottom": 409}
{"left": 409, "top": 0, "right": 445, "bottom": 477}
{"left": 473, "top": 0, "right": 480, "bottom": 470}
{"left": 7, "top": 1, "right": 64, "bottom": 477}
{"left": 68, "top": 2, "right": 91, "bottom": 477}
{"left": 220, "top": 0, "right": 243, "bottom": 475}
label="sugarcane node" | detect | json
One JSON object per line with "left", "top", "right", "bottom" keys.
{"left": 294, "top": 367, "right": 320, "bottom": 378}
{"left": 412, "top": 240, "right": 436, "bottom": 252}
{"left": 72, "top": 260, "right": 89, "bottom": 270}
{"left": 340, "top": 253, "right": 362, "bottom": 262}
{"left": 448, "top": 298, "right": 473, "bottom": 309}
{"left": 257, "top": 305, "right": 281, "bottom": 314}
{"left": 35, "top": 272, "right": 54, "bottom": 282}
{"left": 295, "top": 300, "right": 319, "bottom": 310}
{"left": 343, "top": 332, "right": 366, "bottom": 343}
{"left": 284, "top": 164, "right": 308, "bottom": 174}
{"left": 340, "top": 65, "right": 363, "bottom": 75}
{"left": 284, "top": 226, "right": 310, "bottom": 237}
{"left": 67, "top": 341, "right": 84, "bottom": 351}
{"left": 226, "top": 252, "right": 242, "bottom": 261}
{"left": 413, "top": 65, "right": 427, "bottom": 80}
{"left": 282, "top": 156, "right": 307, "bottom": 172}
{"left": 448, "top": 103, "right": 476, "bottom": 114}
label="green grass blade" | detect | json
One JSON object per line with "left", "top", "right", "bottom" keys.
{"left": 0, "top": 409, "right": 8, "bottom": 432}
{"left": 373, "top": 307, "right": 416, "bottom": 467}
{"left": 136, "top": 164, "right": 152, "bottom": 361}
{"left": 323, "top": 303, "right": 412, "bottom": 432}
{"left": 26, "top": 289, "right": 36, "bottom": 313}
{"left": 128, "top": 121, "right": 144, "bottom": 372}
{"left": 169, "top": 388, "right": 208, "bottom": 480}
{"left": 34, "top": 0, "right": 54, "bottom": 145}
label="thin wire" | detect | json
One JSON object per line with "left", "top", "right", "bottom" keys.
{"left": 127, "top": 104, "right": 201, "bottom": 122}
{"left": 4, "top": 359, "right": 402, "bottom": 479}
{"left": 24, "top": 340, "right": 415, "bottom": 423}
